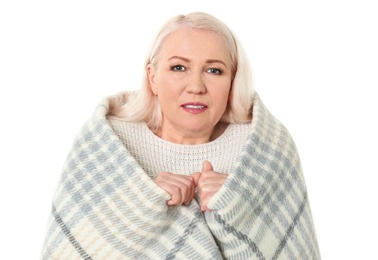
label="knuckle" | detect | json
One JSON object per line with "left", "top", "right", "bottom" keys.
{"left": 172, "top": 186, "right": 181, "bottom": 194}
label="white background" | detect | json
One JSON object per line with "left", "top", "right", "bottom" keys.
{"left": 1, "top": 1, "right": 377, "bottom": 259}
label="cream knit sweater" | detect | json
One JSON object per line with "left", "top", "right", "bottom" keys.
{"left": 107, "top": 120, "right": 251, "bottom": 179}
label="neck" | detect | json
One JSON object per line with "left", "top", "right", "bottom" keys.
{"left": 154, "top": 122, "right": 228, "bottom": 145}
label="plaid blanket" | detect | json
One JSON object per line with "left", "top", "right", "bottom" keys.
{"left": 41, "top": 93, "right": 320, "bottom": 259}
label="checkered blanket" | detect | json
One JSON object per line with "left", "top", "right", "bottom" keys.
{"left": 41, "top": 93, "right": 320, "bottom": 259}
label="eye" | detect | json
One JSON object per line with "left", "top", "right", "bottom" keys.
{"left": 171, "top": 65, "right": 186, "bottom": 71}
{"left": 207, "top": 68, "right": 222, "bottom": 75}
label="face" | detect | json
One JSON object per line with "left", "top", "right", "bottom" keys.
{"left": 148, "top": 27, "right": 233, "bottom": 144}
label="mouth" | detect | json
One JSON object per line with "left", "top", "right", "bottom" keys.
{"left": 181, "top": 102, "right": 208, "bottom": 113}
{"left": 183, "top": 104, "right": 206, "bottom": 109}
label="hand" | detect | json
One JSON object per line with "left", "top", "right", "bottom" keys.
{"left": 155, "top": 171, "right": 201, "bottom": 206}
{"left": 197, "top": 161, "right": 228, "bottom": 212}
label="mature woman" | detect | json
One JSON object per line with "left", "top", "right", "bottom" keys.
{"left": 41, "top": 12, "right": 320, "bottom": 259}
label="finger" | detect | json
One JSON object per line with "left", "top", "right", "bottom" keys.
{"left": 170, "top": 180, "right": 194, "bottom": 205}
{"left": 201, "top": 160, "right": 213, "bottom": 173}
{"left": 198, "top": 175, "right": 228, "bottom": 210}
{"left": 156, "top": 172, "right": 198, "bottom": 206}
{"left": 198, "top": 181, "right": 222, "bottom": 203}
{"left": 200, "top": 192, "right": 215, "bottom": 212}
{"left": 156, "top": 175, "right": 186, "bottom": 206}
{"left": 200, "top": 175, "right": 228, "bottom": 188}
{"left": 184, "top": 173, "right": 200, "bottom": 205}
{"left": 161, "top": 185, "right": 182, "bottom": 206}
{"left": 191, "top": 172, "right": 201, "bottom": 186}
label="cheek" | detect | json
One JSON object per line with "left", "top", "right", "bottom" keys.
{"left": 156, "top": 82, "right": 179, "bottom": 103}
{"left": 158, "top": 77, "right": 185, "bottom": 96}
{"left": 211, "top": 88, "right": 231, "bottom": 112}
{"left": 221, "top": 92, "right": 231, "bottom": 110}
{"left": 218, "top": 82, "right": 232, "bottom": 101}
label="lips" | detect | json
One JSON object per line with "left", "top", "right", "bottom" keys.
{"left": 183, "top": 104, "right": 205, "bottom": 109}
{"left": 181, "top": 102, "right": 208, "bottom": 114}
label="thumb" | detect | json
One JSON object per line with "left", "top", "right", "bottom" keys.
{"left": 201, "top": 160, "right": 213, "bottom": 172}
{"left": 191, "top": 172, "right": 201, "bottom": 186}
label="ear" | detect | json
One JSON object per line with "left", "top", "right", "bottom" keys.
{"left": 147, "top": 64, "right": 158, "bottom": 95}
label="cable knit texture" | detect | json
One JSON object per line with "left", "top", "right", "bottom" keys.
{"left": 40, "top": 92, "right": 321, "bottom": 259}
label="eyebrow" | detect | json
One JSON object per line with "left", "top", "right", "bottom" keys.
{"left": 168, "top": 56, "right": 228, "bottom": 68}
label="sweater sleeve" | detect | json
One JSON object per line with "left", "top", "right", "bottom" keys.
{"left": 205, "top": 114, "right": 321, "bottom": 259}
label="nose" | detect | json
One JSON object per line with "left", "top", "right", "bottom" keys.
{"left": 185, "top": 72, "right": 206, "bottom": 94}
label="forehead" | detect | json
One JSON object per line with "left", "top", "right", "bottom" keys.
{"left": 159, "top": 27, "right": 231, "bottom": 61}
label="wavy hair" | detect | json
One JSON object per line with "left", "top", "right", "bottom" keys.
{"left": 118, "top": 12, "right": 254, "bottom": 130}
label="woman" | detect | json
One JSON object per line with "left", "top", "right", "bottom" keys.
{"left": 41, "top": 12, "right": 320, "bottom": 259}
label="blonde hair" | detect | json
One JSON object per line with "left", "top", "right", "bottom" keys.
{"left": 121, "top": 12, "right": 254, "bottom": 130}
